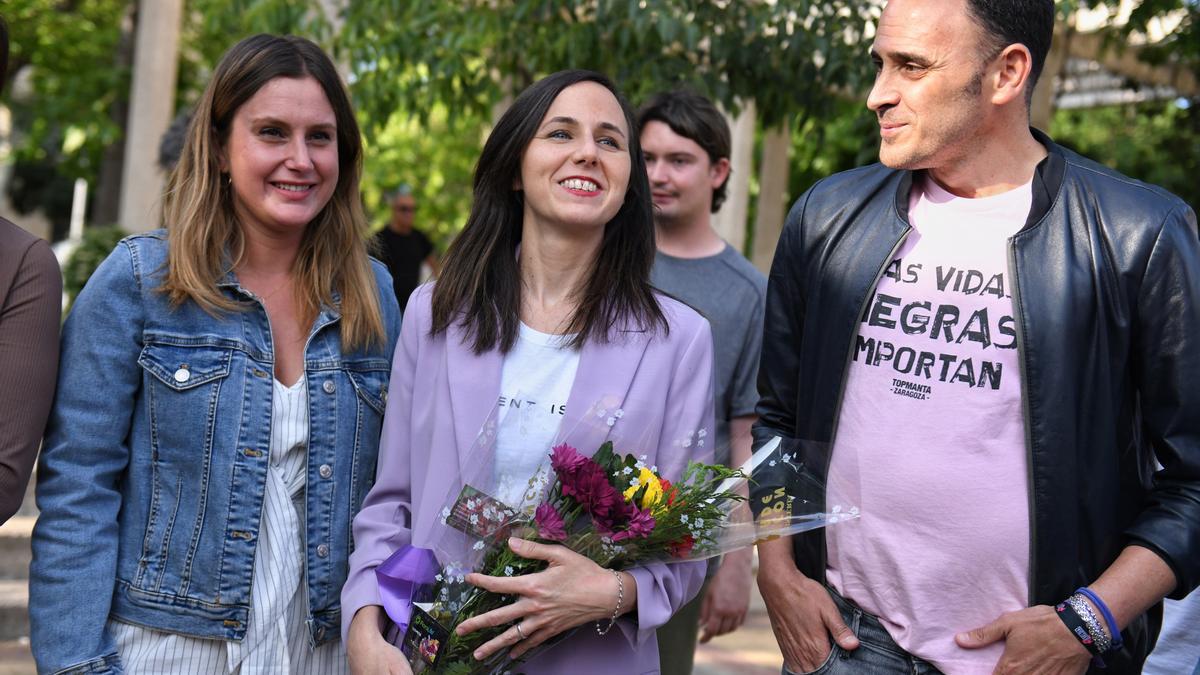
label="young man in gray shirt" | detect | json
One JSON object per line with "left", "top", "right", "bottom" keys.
{"left": 640, "top": 90, "right": 767, "bottom": 674}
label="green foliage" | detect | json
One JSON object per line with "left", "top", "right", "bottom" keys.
{"left": 361, "top": 103, "right": 486, "bottom": 252}
{"left": 1051, "top": 98, "right": 1200, "bottom": 213}
{"left": 340, "top": 0, "right": 879, "bottom": 128}
{"left": 3, "top": 0, "right": 131, "bottom": 178}
{"left": 62, "top": 225, "right": 127, "bottom": 304}
{"left": 1077, "top": 0, "right": 1199, "bottom": 73}
{"left": 787, "top": 98, "right": 879, "bottom": 201}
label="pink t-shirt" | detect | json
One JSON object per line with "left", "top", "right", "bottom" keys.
{"left": 825, "top": 175, "right": 1032, "bottom": 674}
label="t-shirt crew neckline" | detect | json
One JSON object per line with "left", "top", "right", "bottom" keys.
{"left": 517, "top": 321, "right": 578, "bottom": 348}
{"left": 919, "top": 174, "right": 1035, "bottom": 218}
{"left": 653, "top": 243, "right": 732, "bottom": 265}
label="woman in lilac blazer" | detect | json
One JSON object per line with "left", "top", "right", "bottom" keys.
{"left": 343, "top": 70, "right": 716, "bottom": 674}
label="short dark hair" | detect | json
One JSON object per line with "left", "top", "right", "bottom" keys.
{"left": 431, "top": 69, "right": 667, "bottom": 354}
{"left": 964, "top": 0, "right": 1055, "bottom": 104}
{"left": 637, "top": 90, "right": 732, "bottom": 212}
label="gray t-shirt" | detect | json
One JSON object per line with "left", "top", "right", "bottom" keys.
{"left": 1144, "top": 592, "right": 1200, "bottom": 675}
{"left": 651, "top": 244, "right": 766, "bottom": 467}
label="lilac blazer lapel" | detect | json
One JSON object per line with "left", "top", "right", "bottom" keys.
{"left": 559, "top": 325, "right": 653, "bottom": 453}
{"left": 445, "top": 324, "right": 504, "bottom": 466}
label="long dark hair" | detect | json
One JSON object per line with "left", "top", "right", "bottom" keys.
{"left": 431, "top": 69, "right": 666, "bottom": 353}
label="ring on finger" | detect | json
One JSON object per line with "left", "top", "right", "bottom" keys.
{"left": 515, "top": 623, "right": 526, "bottom": 640}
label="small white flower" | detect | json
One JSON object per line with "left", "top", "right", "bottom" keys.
{"left": 651, "top": 465, "right": 658, "bottom": 473}
{"left": 504, "top": 566, "right": 514, "bottom": 576}
{"left": 629, "top": 477, "right": 641, "bottom": 488}
{"left": 683, "top": 438, "right": 692, "bottom": 448}
{"left": 681, "top": 515, "right": 689, "bottom": 524}
{"left": 769, "top": 460, "right": 777, "bottom": 467}
{"left": 614, "top": 409, "right": 624, "bottom": 419}
{"left": 596, "top": 409, "right": 606, "bottom": 418}
{"left": 467, "top": 499, "right": 478, "bottom": 509}
{"left": 469, "top": 514, "right": 479, "bottom": 525}
{"left": 697, "top": 429, "right": 707, "bottom": 438}
{"left": 622, "top": 466, "right": 633, "bottom": 475}
{"left": 850, "top": 507, "right": 861, "bottom": 517}
{"left": 440, "top": 507, "right": 451, "bottom": 519}
{"left": 435, "top": 573, "right": 444, "bottom": 582}
{"left": 607, "top": 417, "right": 616, "bottom": 427}
{"left": 473, "top": 540, "right": 485, "bottom": 550}
{"left": 696, "top": 518, "right": 704, "bottom": 527}
{"left": 698, "top": 440, "right": 705, "bottom": 447}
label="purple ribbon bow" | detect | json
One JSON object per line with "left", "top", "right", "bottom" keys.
{"left": 376, "top": 545, "right": 440, "bottom": 634}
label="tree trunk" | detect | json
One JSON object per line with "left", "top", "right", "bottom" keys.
{"left": 92, "top": 4, "right": 136, "bottom": 228}
{"left": 119, "top": 0, "right": 183, "bottom": 232}
{"left": 713, "top": 100, "right": 755, "bottom": 252}
{"left": 752, "top": 120, "right": 791, "bottom": 273}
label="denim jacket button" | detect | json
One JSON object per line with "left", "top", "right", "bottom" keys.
{"left": 322, "top": 380, "right": 335, "bottom": 394}
{"left": 318, "top": 464, "right": 333, "bottom": 479}
{"left": 173, "top": 367, "right": 191, "bottom": 383}
{"left": 316, "top": 543, "right": 330, "bottom": 558}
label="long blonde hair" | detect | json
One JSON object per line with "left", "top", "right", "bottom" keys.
{"left": 161, "top": 34, "right": 384, "bottom": 351}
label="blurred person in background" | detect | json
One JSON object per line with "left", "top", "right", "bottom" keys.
{"left": 373, "top": 183, "right": 439, "bottom": 309}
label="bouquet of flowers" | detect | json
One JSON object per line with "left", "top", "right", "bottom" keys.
{"left": 376, "top": 403, "right": 857, "bottom": 675}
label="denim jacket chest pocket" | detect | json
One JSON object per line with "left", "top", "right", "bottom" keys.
{"left": 341, "top": 359, "right": 389, "bottom": 531}
{"left": 133, "top": 340, "right": 243, "bottom": 593}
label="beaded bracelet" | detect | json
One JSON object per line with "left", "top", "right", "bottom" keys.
{"left": 1076, "top": 587, "right": 1123, "bottom": 652}
{"left": 595, "top": 569, "right": 623, "bottom": 636}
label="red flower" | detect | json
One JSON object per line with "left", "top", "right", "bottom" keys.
{"left": 659, "top": 478, "right": 680, "bottom": 507}
{"left": 667, "top": 535, "right": 695, "bottom": 559}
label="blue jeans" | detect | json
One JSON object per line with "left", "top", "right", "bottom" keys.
{"left": 783, "top": 588, "right": 943, "bottom": 675}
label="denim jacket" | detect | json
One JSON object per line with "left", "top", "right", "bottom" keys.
{"left": 29, "top": 231, "right": 401, "bottom": 674}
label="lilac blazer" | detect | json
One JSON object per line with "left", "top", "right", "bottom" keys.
{"left": 342, "top": 284, "right": 716, "bottom": 674}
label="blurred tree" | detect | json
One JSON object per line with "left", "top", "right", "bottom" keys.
{"left": 339, "top": 1, "right": 879, "bottom": 130}
{"left": 3, "top": 0, "right": 131, "bottom": 229}
{"left": 1051, "top": 98, "right": 1200, "bottom": 212}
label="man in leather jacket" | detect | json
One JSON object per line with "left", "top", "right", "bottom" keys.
{"left": 752, "top": 1, "right": 1200, "bottom": 674}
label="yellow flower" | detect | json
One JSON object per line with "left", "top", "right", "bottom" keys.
{"left": 624, "top": 467, "right": 664, "bottom": 509}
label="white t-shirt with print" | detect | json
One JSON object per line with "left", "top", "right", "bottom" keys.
{"left": 493, "top": 322, "right": 580, "bottom": 507}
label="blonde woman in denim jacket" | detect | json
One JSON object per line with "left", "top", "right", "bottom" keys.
{"left": 29, "top": 35, "right": 400, "bottom": 674}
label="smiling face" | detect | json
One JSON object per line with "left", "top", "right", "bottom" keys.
{"left": 221, "top": 75, "right": 338, "bottom": 238}
{"left": 641, "top": 120, "right": 729, "bottom": 226}
{"left": 517, "top": 81, "right": 632, "bottom": 236}
{"left": 868, "top": 0, "right": 992, "bottom": 170}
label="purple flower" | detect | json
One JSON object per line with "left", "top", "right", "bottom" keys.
{"left": 550, "top": 443, "right": 587, "bottom": 477}
{"left": 534, "top": 503, "right": 567, "bottom": 542}
{"left": 561, "top": 460, "right": 634, "bottom": 531}
{"left": 610, "top": 507, "right": 656, "bottom": 542}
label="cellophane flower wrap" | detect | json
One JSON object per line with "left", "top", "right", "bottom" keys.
{"left": 378, "top": 401, "right": 858, "bottom": 674}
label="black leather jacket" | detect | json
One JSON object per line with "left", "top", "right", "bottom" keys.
{"left": 752, "top": 131, "right": 1200, "bottom": 673}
